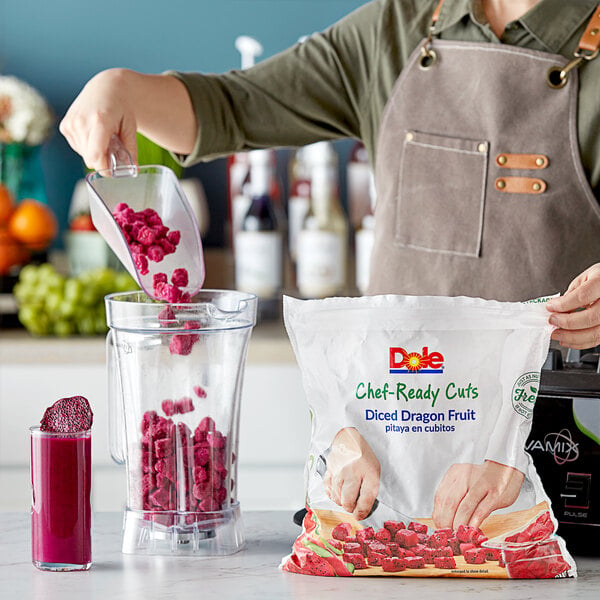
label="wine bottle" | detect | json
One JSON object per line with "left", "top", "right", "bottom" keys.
{"left": 234, "top": 149, "right": 283, "bottom": 317}
{"left": 296, "top": 145, "right": 348, "bottom": 298}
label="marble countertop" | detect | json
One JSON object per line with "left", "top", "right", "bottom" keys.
{"left": 0, "top": 511, "right": 598, "bottom": 599}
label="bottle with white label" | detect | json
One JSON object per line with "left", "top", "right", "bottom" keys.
{"left": 296, "top": 157, "right": 348, "bottom": 298}
{"left": 355, "top": 172, "right": 376, "bottom": 295}
{"left": 235, "top": 150, "right": 283, "bottom": 317}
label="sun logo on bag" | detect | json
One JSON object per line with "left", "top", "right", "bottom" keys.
{"left": 389, "top": 347, "right": 444, "bottom": 374}
{"left": 405, "top": 353, "right": 424, "bottom": 371}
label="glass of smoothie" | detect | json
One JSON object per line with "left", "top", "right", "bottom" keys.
{"left": 30, "top": 427, "right": 92, "bottom": 571}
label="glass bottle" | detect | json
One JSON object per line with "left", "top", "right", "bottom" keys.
{"left": 234, "top": 149, "right": 283, "bottom": 318}
{"left": 355, "top": 171, "right": 376, "bottom": 295}
{"left": 296, "top": 152, "right": 348, "bottom": 298}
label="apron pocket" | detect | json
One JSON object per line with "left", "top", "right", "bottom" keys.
{"left": 395, "top": 130, "right": 489, "bottom": 257}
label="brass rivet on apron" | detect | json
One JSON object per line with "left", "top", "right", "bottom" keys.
{"left": 591, "top": 28, "right": 598, "bottom": 36}
{"left": 535, "top": 157, "right": 545, "bottom": 166}
{"left": 478, "top": 143, "right": 488, "bottom": 153}
{"left": 497, "top": 154, "right": 507, "bottom": 164}
{"left": 532, "top": 182, "right": 542, "bottom": 191}
{"left": 496, "top": 179, "right": 506, "bottom": 190}
{"left": 406, "top": 132, "right": 414, "bottom": 142}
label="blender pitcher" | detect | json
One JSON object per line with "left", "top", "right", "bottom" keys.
{"left": 106, "top": 290, "right": 257, "bottom": 555}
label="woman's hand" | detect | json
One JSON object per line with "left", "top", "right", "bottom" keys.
{"left": 323, "top": 427, "right": 381, "bottom": 520}
{"left": 60, "top": 68, "right": 196, "bottom": 171}
{"left": 433, "top": 461, "right": 524, "bottom": 530}
{"left": 547, "top": 263, "right": 600, "bottom": 349}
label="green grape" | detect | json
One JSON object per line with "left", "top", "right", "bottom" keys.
{"left": 36, "top": 263, "right": 58, "bottom": 281}
{"left": 45, "top": 293, "right": 63, "bottom": 314}
{"left": 64, "top": 278, "right": 83, "bottom": 303}
{"left": 53, "top": 320, "right": 76, "bottom": 337}
{"left": 18, "top": 264, "right": 40, "bottom": 285}
{"left": 76, "top": 314, "right": 96, "bottom": 336}
{"left": 58, "top": 299, "right": 77, "bottom": 318}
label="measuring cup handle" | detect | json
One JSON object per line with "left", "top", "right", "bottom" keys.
{"left": 106, "top": 329, "right": 126, "bottom": 465}
{"left": 109, "top": 134, "right": 137, "bottom": 176}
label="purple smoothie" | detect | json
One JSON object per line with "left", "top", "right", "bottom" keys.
{"left": 31, "top": 427, "right": 91, "bottom": 570}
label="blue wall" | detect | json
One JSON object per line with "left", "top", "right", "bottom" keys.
{"left": 0, "top": 0, "right": 366, "bottom": 246}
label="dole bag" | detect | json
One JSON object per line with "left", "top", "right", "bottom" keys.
{"left": 281, "top": 294, "right": 576, "bottom": 579}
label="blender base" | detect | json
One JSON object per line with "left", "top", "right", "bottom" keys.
{"left": 121, "top": 502, "right": 245, "bottom": 555}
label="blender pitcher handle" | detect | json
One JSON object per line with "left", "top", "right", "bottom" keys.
{"left": 107, "top": 329, "right": 126, "bottom": 465}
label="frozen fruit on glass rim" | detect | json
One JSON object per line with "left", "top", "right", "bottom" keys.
{"left": 40, "top": 395, "right": 93, "bottom": 433}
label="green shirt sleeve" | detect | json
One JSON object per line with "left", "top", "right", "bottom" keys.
{"left": 169, "top": 0, "right": 386, "bottom": 166}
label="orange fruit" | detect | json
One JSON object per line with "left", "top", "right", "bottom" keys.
{"left": 8, "top": 199, "right": 58, "bottom": 250}
{"left": 0, "top": 184, "right": 15, "bottom": 226}
{"left": 0, "top": 228, "right": 28, "bottom": 275}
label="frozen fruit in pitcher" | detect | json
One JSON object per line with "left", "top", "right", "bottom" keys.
{"left": 175, "top": 397, "right": 195, "bottom": 414}
{"left": 161, "top": 399, "right": 176, "bottom": 417}
{"left": 169, "top": 333, "right": 194, "bottom": 355}
{"left": 193, "top": 385, "right": 207, "bottom": 399}
{"left": 40, "top": 395, "right": 93, "bottom": 433}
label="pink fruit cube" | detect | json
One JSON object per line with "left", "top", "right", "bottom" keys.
{"left": 434, "top": 546, "right": 453, "bottom": 558}
{"left": 193, "top": 385, "right": 207, "bottom": 399}
{"left": 367, "top": 541, "right": 391, "bottom": 557}
{"left": 428, "top": 531, "right": 449, "bottom": 548}
{"left": 356, "top": 527, "right": 374, "bottom": 543}
{"left": 367, "top": 553, "right": 386, "bottom": 567}
{"left": 374, "top": 528, "right": 391, "bottom": 543}
{"left": 149, "top": 487, "right": 170, "bottom": 509}
{"left": 382, "top": 557, "right": 406, "bottom": 572}
{"left": 404, "top": 556, "right": 425, "bottom": 569}
{"left": 167, "top": 230, "right": 181, "bottom": 245}
{"left": 171, "top": 268, "right": 189, "bottom": 288}
{"left": 194, "top": 445, "right": 211, "bottom": 466}
{"left": 134, "top": 254, "right": 149, "bottom": 276}
{"left": 484, "top": 548, "right": 501, "bottom": 561}
{"left": 327, "top": 539, "right": 343, "bottom": 552}
{"left": 394, "top": 529, "right": 419, "bottom": 548}
{"left": 207, "top": 430, "right": 225, "bottom": 449}
{"left": 176, "top": 397, "right": 195, "bottom": 414}
{"left": 434, "top": 556, "right": 456, "bottom": 569}
{"left": 464, "top": 548, "right": 487, "bottom": 564}
{"left": 147, "top": 244, "right": 165, "bottom": 263}
{"left": 343, "top": 553, "right": 367, "bottom": 569}
{"left": 332, "top": 522, "right": 353, "bottom": 542}
{"left": 170, "top": 334, "right": 194, "bottom": 355}
{"left": 408, "top": 521, "right": 428, "bottom": 534}
{"left": 135, "top": 225, "right": 158, "bottom": 246}
{"left": 460, "top": 543, "right": 476, "bottom": 555}
{"left": 343, "top": 542, "right": 363, "bottom": 555}
{"left": 157, "top": 306, "right": 176, "bottom": 326}
{"left": 384, "top": 521, "right": 406, "bottom": 537}
{"left": 161, "top": 399, "right": 176, "bottom": 417}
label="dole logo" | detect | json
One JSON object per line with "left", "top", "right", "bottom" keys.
{"left": 389, "top": 346, "right": 444, "bottom": 374}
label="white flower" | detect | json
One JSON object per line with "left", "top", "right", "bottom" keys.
{"left": 0, "top": 75, "right": 54, "bottom": 145}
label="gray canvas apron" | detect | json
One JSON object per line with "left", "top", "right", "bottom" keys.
{"left": 370, "top": 4, "right": 600, "bottom": 301}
